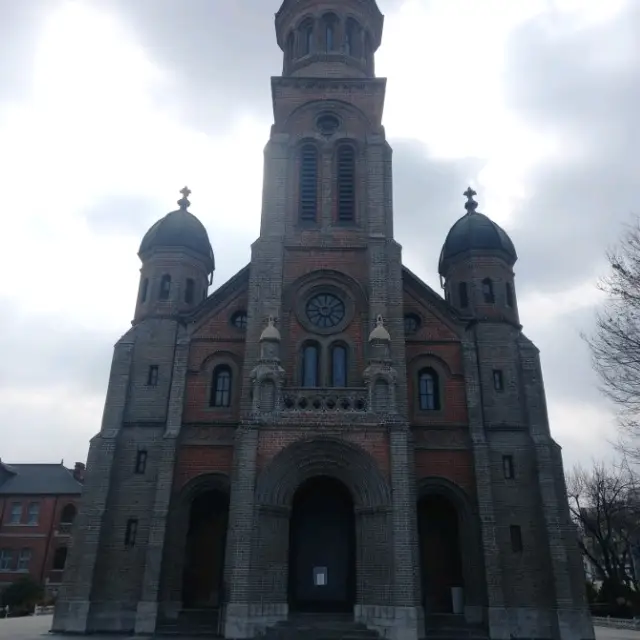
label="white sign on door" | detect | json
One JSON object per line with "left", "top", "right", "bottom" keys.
{"left": 313, "top": 567, "right": 328, "bottom": 587}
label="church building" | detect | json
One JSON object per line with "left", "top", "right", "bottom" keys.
{"left": 52, "top": 1, "right": 593, "bottom": 639}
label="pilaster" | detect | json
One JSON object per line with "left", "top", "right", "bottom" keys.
{"left": 134, "top": 331, "right": 190, "bottom": 634}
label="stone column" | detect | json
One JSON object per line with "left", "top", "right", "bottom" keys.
{"left": 461, "top": 335, "right": 508, "bottom": 638}
{"left": 223, "top": 425, "right": 261, "bottom": 639}
{"left": 52, "top": 338, "right": 134, "bottom": 633}
{"left": 134, "top": 333, "right": 190, "bottom": 633}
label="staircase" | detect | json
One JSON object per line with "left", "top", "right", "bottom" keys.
{"left": 156, "top": 607, "right": 222, "bottom": 636}
{"left": 261, "top": 613, "right": 382, "bottom": 640}
{"left": 423, "top": 614, "right": 488, "bottom": 640}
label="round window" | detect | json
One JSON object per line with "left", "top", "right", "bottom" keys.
{"left": 404, "top": 313, "right": 421, "bottom": 335}
{"left": 316, "top": 113, "right": 340, "bottom": 136}
{"left": 306, "top": 293, "right": 345, "bottom": 329}
{"left": 231, "top": 310, "right": 248, "bottom": 330}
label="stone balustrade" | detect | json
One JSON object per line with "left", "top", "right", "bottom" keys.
{"left": 281, "top": 387, "right": 368, "bottom": 413}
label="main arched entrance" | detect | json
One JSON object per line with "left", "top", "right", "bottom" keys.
{"left": 288, "top": 476, "right": 356, "bottom": 612}
{"left": 182, "top": 488, "right": 229, "bottom": 609}
{"left": 418, "top": 494, "right": 464, "bottom": 614}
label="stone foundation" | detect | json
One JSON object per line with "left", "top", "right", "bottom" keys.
{"left": 355, "top": 604, "right": 423, "bottom": 640}
{"left": 223, "top": 602, "right": 289, "bottom": 638}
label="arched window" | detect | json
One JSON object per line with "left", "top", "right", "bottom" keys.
{"left": 185, "top": 278, "right": 195, "bottom": 304}
{"left": 337, "top": 145, "right": 356, "bottom": 222}
{"left": 482, "top": 278, "right": 495, "bottom": 303}
{"left": 60, "top": 504, "right": 76, "bottom": 524}
{"left": 299, "top": 144, "right": 318, "bottom": 222}
{"left": 330, "top": 344, "right": 348, "bottom": 387}
{"left": 286, "top": 31, "right": 295, "bottom": 61}
{"left": 506, "top": 282, "right": 514, "bottom": 308}
{"left": 324, "top": 14, "right": 338, "bottom": 51}
{"left": 300, "top": 19, "right": 314, "bottom": 56}
{"left": 52, "top": 546, "right": 68, "bottom": 571}
{"left": 345, "top": 19, "right": 358, "bottom": 56}
{"left": 301, "top": 342, "right": 320, "bottom": 388}
{"left": 210, "top": 365, "right": 232, "bottom": 408}
{"left": 418, "top": 368, "right": 441, "bottom": 411}
{"left": 459, "top": 282, "right": 469, "bottom": 308}
{"left": 140, "top": 278, "right": 149, "bottom": 303}
{"left": 159, "top": 274, "right": 171, "bottom": 300}
{"left": 364, "top": 32, "right": 373, "bottom": 70}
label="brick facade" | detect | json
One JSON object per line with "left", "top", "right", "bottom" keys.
{"left": 52, "top": 2, "right": 594, "bottom": 639}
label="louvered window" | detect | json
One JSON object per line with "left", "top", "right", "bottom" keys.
{"left": 299, "top": 144, "right": 318, "bottom": 222}
{"left": 337, "top": 145, "right": 355, "bottom": 222}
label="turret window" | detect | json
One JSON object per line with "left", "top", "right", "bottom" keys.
{"left": 147, "top": 365, "right": 159, "bottom": 386}
{"left": 210, "top": 365, "right": 232, "bottom": 408}
{"left": 125, "top": 518, "right": 138, "bottom": 547}
{"left": 337, "top": 145, "right": 356, "bottom": 222}
{"left": 140, "top": 278, "right": 149, "bottom": 303}
{"left": 330, "top": 343, "right": 348, "bottom": 387}
{"left": 482, "top": 278, "right": 495, "bottom": 303}
{"left": 299, "top": 144, "right": 318, "bottom": 222}
{"left": 345, "top": 18, "right": 360, "bottom": 57}
{"left": 159, "top": 274, "right": 172, "bottom": 300}
{"left": 185, "top": 278, "right": 195, "bottom": 304}
{"left": 301, "top": 341, "right": 320, "bottom": 387}
{"left": 324, "top": 14, "right": 337, "bottom": 51}
{"left": 300, "top": 19, "right": 314, "bottom": 56}
{"left": 459, "top": 282, "right": 469, "bottom": 308}
{"left": 418, "top": 368, "right": 441, "bottom": 411}
{"left": 506, "top": 282, "right": 514, "bottom": 308}
{"left": 493, "top": 369, "right": 504, "bottom": 391}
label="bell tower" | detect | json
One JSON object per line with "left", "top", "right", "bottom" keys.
{"left": 223, "top": 1, "right": 423, "bottom": 639}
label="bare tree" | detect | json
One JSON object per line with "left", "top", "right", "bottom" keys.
{"left": 584, "top": 219, "right": 640, "bottom": 460}
{"left": 567, "top": 461, "right": 640, "bottom": 595}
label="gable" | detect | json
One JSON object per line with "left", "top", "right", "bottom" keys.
{"left": 402, "top": 266, "right": 463, "bottom": 341}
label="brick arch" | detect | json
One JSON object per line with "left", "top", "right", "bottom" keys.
{"left": 255, "top": 437, "right": 390, "bottom": 509}
{"left": 407, "top": 352, "right": 455, "bottom": 378}
{"left": 417, "top": 476, "right": 486, "bottom": 613}
{"left": 179, "top": 472, "right": 230, "bottom": 503}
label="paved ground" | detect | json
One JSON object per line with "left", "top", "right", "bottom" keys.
{"left": 1, "top": 615, "right": 639, "bottom": 639}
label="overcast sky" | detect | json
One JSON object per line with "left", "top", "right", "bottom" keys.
{"left": 1, "top": 0, "right": 637, "bottom": 471}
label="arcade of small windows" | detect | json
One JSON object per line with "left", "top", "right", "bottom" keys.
{"left": 482, "top": 278, "right": 495, "bottom": 304}
{"left": 210, "top": 365, "right": 233, "bottom": 408}
{"left": 285, "top": 16, "right": 373, "bottom": 66}
{"left": 418, "top": 367, "right": 441, "bottom": 411}
{"left": 159, "top": 274, "right": 172, "bottom": 300}
{"left": 300, "top": 341, "right": 349, "bottom": 388}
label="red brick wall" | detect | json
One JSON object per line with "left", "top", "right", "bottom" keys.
{"left": 0, "top": 494, "right": 81, "bottom": 590}
{"left": 415, "top": 450, "right": 475, "bottom": 496}
{"left": 173, "top": 446, "right": 234, "bottom": 492}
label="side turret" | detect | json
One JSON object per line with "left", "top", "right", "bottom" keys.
{"left": 133, "top": 188, "right": 214, "bottom": 324}
{"left": 439, "top": 188, "right": 520, "bottom": 326}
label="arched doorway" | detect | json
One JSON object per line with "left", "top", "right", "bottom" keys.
{"left": 181, "top": 489, "right": 229, "bottom": 609}
{"left": 418, "top": 494, "right": 464, "bottom": 614}
{"left": 288, "top": 476, "right": 356, "bottom": 612}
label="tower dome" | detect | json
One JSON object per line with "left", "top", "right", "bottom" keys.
{"left": 139, "top": 187, "right": 215, "bottom": 275}
{"left": 438, "top": 187, "right": 517, "bottom": 276}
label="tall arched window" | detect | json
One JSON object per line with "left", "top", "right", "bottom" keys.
{"left": 60, "top": 504, "right": 76, "bottom": 525}
{"left": 337, "top": 145, "right": 356, "bottom": 222}
{"left": 364, "top": 32, "right": 373, "bottom": 71}
{"left": 301, "top": 342, "right": 320, "bottom": 387}
{"left": 345, "top": 19, "right": 358, "bottom": 56}
{"left": 286, "top": 31, "right": 295, "bottom": 61}
{"left": 506, "top": 282, "right": 514, "bottom": 308}
{"left": 300, "top": 19, "right": 314, "bottom": 56}
{"left": 458, "top": 282, "right": 469, "bottom": 308}
{"left": 330, "top": 344, "right": 348, "bottom": 387}
{"left": 418, "top": 368, "right": 441, "bottom": 411}
{"left": 140, "top": 278, "right": 149, "bottom": 303}
{"left": 482, "top": 278, "right": 495, "bottom": 303}
{"left": 159, "top": 274, "right": 172, "bottom": 300}
{"left": 324, "top": 14, "right": 338, "bottom": 51}
{"left": 299, "top": 144, "right": 318, "bottom": 222}
{"left": 185, "top": 278, "right": 195, "bottom": 304}
{"left": 210, "top": 365, "right": 232, "bottom": 408}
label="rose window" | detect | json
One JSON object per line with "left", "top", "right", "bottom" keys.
{"left": 305, "top": 293, "right": 345, "bottom": 329}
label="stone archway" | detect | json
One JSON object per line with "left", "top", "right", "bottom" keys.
{"left": 417, "top": 478, "right": 486, "bottom": 624}
{"left": 159, "top": 473, "right": 230, "bottom": 618}
{"left": 252, "top": 437, "right": 392, "bottom": 614}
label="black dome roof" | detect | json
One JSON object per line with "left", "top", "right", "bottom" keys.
{"left": 138, "top": 190, "right": 215, "bottom": 274}
{"left": 438, "top": 189, "right": 517, "bottom": 275}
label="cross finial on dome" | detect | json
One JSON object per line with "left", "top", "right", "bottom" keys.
{"left": 178, "top": 186, "right": 192, "bottom": 211}
{"left": 464, "top": 186, "right": 478, "bottom": 214}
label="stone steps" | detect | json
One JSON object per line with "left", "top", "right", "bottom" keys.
{"left": 261, "top": 613, "right": 381, "bottom": 640}
{"left": 156, "top": 607, "right": 221, "bottom": 636}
